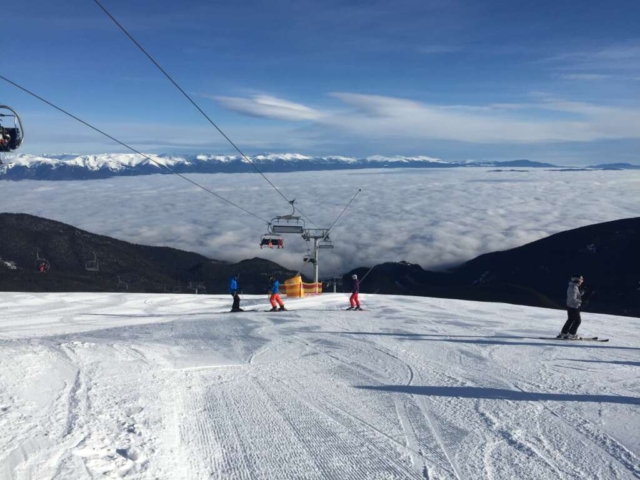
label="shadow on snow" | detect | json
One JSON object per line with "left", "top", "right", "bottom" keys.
{"left": 356, "top": 385, "right": 640, "bottom": 405}
{"left": 563, "top": 359, "right": 640, "bottom": 367}
{"left": 320, "top": 331, "right": 639, "bottom": 351}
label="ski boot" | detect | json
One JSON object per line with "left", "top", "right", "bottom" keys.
{"left": 354, "top": 306, "right": 363, "bottom": 311}
{"left": 278, "top": 306, "right": 287, "bottom": 311}
{"left": 269, "top": 307, "right": 278, "bottom": 312}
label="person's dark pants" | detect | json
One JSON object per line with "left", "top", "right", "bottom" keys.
{"left": 561, "top": 308, "right": 582, "bottom": 335}
{"left": 231, "top": 292, "right": 241, "bottom": 311}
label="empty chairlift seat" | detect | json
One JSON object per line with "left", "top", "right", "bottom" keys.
{"left": 318, "top": 236, "right": 334, "bottom": 249}
{"left": 85, "top": 252, "right": 100, "bottom": 272}
{"left": 270, "top": 215, "right": 305, "bottom": 234}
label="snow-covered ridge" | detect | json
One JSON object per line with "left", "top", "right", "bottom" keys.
{"left": 0, "top": 152, "right": 562, "bottom": 180}
{"left": 4, "top": 152, "right": 446, "bottom": 167}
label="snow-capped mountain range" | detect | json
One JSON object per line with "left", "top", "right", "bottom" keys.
{"left": 0, "top": 152, "right": 634, "bottom": 180}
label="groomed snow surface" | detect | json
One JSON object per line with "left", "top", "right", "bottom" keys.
{"left": 0, "top": 293, "right": 638, "bottom": 479}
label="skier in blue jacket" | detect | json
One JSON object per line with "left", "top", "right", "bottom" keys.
{"left": 229, "top": 274, "right": 243, "bottom": 312}
{"left": 268, "top": 276, "right": 286, "bottom": 311}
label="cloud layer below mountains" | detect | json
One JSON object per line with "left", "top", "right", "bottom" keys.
{"left": 1, "top": 168, "right": 638, "bottom": 276}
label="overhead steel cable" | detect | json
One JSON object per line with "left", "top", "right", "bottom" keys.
{"left": 0, "top": 74, "right": 269, "bottom": 225}
{"left": 324, "top": 188, "right": 361, "bottom": 239}
{"left": 93, "top": 0, "right": 318, "bottom": 228}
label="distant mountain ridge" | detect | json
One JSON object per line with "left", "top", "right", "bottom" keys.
{"left": 0, "top": 213, "right": 302, "bottom": 294}
{"left": 588, "top": 163, "right": 640, "bottom": 170}
{"left": 348, "top": 217, "right": 640, "bottom": 318}
{"left": 0, "top": 153, "right": 561, "bottom": 180}
{"left": 1, "top": 213, "right": 638, "bottom": 317}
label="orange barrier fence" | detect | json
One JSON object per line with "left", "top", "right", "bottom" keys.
{"left": 281, "top": 275, "right": 322, "bottom": 297}
{"left": 303, "top": 282, "right": 322, "bottom": 295}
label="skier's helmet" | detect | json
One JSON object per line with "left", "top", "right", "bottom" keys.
{"left": 571, "top": 275, "right": 584, "bottom": 282}
{"left": 352, "top": 274, "right": 357, "bottom": 280}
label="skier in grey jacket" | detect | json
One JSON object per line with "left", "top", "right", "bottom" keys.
{"left": 557, "top": 275, "right": 585, "bottom": 339}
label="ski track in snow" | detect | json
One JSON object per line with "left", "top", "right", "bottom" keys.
{"left": 0, "top": 292, "right": 639, "bottom": 479}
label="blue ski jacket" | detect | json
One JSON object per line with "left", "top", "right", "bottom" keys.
{"left": 352, "top": 279, "right": 360, "bottom": 294}
{"left": 229, "top": 276, "right": 239, "bottom": 294}
{"left": 270, "top": 280, "right": 280, "bottom": 294}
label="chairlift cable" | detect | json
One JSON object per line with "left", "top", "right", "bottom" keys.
{"left": 360, "top": 264, "right": 376, "bottom": 284}
{"left": 0, "top": 74, "right": 269, "bottom": 225}
{"left": 93, "top": 0, "right": 318, "bottom": 228}
{"left": 323, "top": 188, "right": 361, "bottom": 239}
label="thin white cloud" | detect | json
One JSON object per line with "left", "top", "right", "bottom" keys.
{"left": 592, "top": 44, "right": 640, "bottom": 61}
{"left": 16, "top": 114, "right": 319, "bottom": 155}
{"left": 215, "top": 91, "right": 640, "bottom": 144}
{"left": 558, "top": 73, "right": 611, "bottom": 81}
{"left": 418, "top": 45, "right": 462, "bottom": 54}
{"left": 1, "top": 169, "right": 639, "bottom": 276}
{"left": 214, "top": 95, "right": 324, "bottom": 122}
{"left": 540, "top": 41, "right": 640, "bottom": 75}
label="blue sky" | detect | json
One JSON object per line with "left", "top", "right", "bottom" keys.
{"left": 2, "top": 0, "right": 640, "bottom": 164}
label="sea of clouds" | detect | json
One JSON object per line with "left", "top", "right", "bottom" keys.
{"left": 1, "top": 168, "right": 638, "bottom": 276}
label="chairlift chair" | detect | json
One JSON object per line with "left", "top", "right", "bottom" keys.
{"left": 85, "top": 252, "right": 99, "bottom": 272}
{"left": 35, "top": 249, "right": 50, "bottom": 273}
{"left": 0, "top": 106, "right": 24, "bottom": 164}
{"left": 269, "top": 200, "right": 305, "bottom": 234}
{"left": 116, "top": 276, "right": 129, "bottom": 291}
{"left": 260, "top": 233, "right": 284, "bottom": 249}
{"left": 318, "top": 236, "right": 334, "bottom": 249}
{"left": 270, "top": 217, "right": 305, "bottom": 234}
{"left": 303, "top": 255, "right": 317, "bottom": 265}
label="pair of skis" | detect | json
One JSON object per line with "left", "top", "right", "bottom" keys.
{"left": 539, "top": 336, "right": 609, "bottom": 342}
{"left": 229, "top": 309, "right": 288, "bottom": 313}
{"left": 228, "top": 308, "right": 366, "bottom": 313}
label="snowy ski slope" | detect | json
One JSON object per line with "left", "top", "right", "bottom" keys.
{"left": 0, "top": 292, "right": 638, "bottom": 479}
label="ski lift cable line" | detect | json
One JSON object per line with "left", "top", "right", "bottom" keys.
{"left": 323, "top": 188, "right": 361, "bottom": 239}
{"left": 0, "top": 74, "right": 269, "bottom": 225}
{"left": 93, "top": 0, "right": 318, "bottom": 228}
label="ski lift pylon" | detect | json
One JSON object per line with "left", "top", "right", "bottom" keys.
{"left": 269, "top": 200, "right": 305, "bottom": 234}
